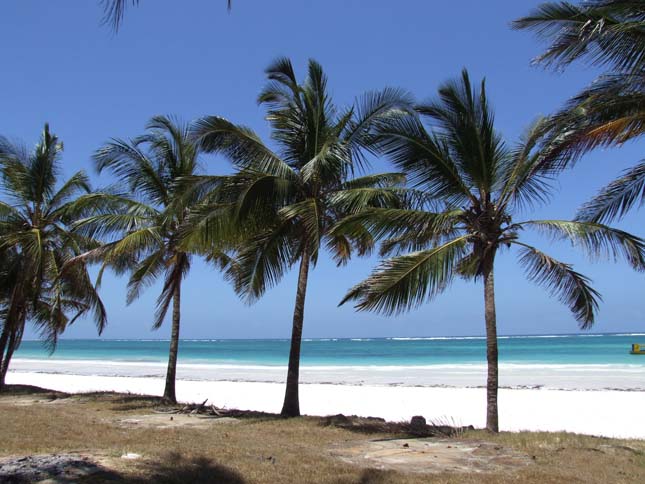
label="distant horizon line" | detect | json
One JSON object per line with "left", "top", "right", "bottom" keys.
{"left": 22, "top": 331, "right": 645, "bottom": 343}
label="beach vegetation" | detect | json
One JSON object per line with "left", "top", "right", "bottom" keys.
{"left": 1, "top": 386, "right": 644, "bottom": 483}
{"left": 0, "top": 125, "right": 107, "bottom": 390}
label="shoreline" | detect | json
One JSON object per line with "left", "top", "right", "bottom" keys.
{"left": 10, "top": 357, "right": 645, "bottom": 391}
{"left": 7, "top": 370, "right": 645, "bottom": 440}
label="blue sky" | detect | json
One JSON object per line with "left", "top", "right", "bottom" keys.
{"left": 2, "top": 0, "right": 644, "bottom": 339}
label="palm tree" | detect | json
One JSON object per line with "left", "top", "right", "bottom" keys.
{"left": 336, "top": 70, "right": 645, "bottom": 432}
{"left": 101, "top": 0, "right": 231, "bottom": 30}
{"left": 0, "top": 124, "right": 107, "bottom": 390}
{"left": 76, "top": 115, "right": 227, "bottom": 404}
{"left": 513, "top": 1, "right": 645, "bottom": 221}
{"left": 191, "top": 58, "right": 412, "bottom": 417}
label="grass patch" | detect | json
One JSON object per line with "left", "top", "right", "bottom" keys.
{"left": 0, "top": 385, "right": 643, "bottom": 483}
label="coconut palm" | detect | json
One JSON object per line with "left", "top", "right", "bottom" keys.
{"left": 76, "top": 115, "right": 228, "bottom": 404}
{"left": 514, "top": 1, "right": 645, "bottom": 222}
{"left": 191, "top": 57, "right": 411, "bottom": 416}
{"left": 0, "top": 124, "right": 107, "bottom": 390}
{"left": 336, "top": 70, "right": 645, "bottom": 432}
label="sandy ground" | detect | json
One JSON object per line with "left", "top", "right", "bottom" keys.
{"left": 7, "top": 371, "right": 645, "bottom": 439}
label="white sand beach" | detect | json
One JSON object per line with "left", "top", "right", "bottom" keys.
{"left": 7, "top": 370, "right": 645, "bottom": 440}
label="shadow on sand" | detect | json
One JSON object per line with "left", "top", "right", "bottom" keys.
{"left": 117, "top": 453, "right": 245, "bottom": 484}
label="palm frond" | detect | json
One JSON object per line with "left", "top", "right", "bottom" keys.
{"left": 538, "top": 73, "right": 645, "bottom": 169}
{"left": 126, "top": 250, "right": 166, "bottom": 305}
{"left": 232, "top": 218, "right": 299, "bottom": 301}
{"left": 340, "top": 236, "right": 470, "bottom": 315}
{"left": 326, "top": 187, "right": 405, "bottom": 214}
{"left": 152, "top": 254, "right": 189, "bottom": 329}
{"left": 93, "top": 138, "right": 170, "bottom": 206}
{"left": 416, "top": 69, "right": 506, "bottom": 194}
{"left": 498, "top": 117, "right": 556, "bottom": 210}
{"left": 191, "top": 116, "right": 297, "bottom": 181}
{"left": 341, "top": 172, "right": 406, "bottom": 190}
{"left": 577, "top": 160, "right": 645, "bottom": 222}
{"left": 516, "top": 242, "right": 601, "bottom": 328}
{"left": 519, "top": 219, "right": 645, "bottom": 269}
{"left": 46, "top": 171, "right": 91, "bottom": 213}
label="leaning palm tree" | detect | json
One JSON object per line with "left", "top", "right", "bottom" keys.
{"left": 191, "top": 57, "right": 411, "bottom": 416}
{"left": 76, "top": 115, "right": 225, "bottom": 404}
{"left": 0, "top": 124, "right": 107, "bottom": 390}
{"left": 336, "top": 70, "right": 645, "bottom": 432}
{"left": 513, "top": 1, "right": 645, "bottom": 218}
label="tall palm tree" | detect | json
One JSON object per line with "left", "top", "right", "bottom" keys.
{"left": 0, "top": 124, "right": 107, "bottom": 390}
{"left": 76, "top": 115, "right": 226, "bottom": 404}
{"left": 191, "top": 58, "right": 412, "bottom": 416}
{"left": 336, "top": 71, "right": 645, "bottom": 432}
{"left": 514, "top": 1, "right": 645, "bottom": 221}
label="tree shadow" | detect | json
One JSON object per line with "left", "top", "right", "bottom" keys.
{"left": 0, "top": 453, "right": 243, "bottom": 484}
{"left": 357, "top": 468, "right": 402, "bottom": 484}
{"left": 118, "top": 453, "right": 245, "bottom": 484}
{"left": 0, "top": 384, "right": 68, "bottom": 397}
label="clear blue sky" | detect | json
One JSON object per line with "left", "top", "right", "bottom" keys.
{"left": 2, "top": 0, "right": 644, "bottom": 339}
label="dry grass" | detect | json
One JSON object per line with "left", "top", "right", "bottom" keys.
{"left": 0, "top": 385, "right": 643, "bottom": 483}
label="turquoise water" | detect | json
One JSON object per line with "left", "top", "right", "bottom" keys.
{"left": 14, "top": 333, "right": 645, "bottom": 367}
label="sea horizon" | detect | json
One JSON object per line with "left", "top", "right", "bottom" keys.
{"left": 21, "top": 330, "right": 645, "bottom": 342}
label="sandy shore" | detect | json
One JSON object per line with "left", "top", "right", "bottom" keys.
{"left": 7, "top": 371, "right": 645, "bottom": 439}
{"left": 9, "top": 358, "right": 645, "bottom": 389}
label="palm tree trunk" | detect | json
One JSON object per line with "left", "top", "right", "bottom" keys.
{"left": 162, "top": 280, "right": 181, "bottom": 404}
{"left": 0, "top": 327, "right": 18, "bottom": 391}
{"left": 0, "top": 323, "right": 11, "bottom": 391}
{"left": 281, "top": 247, "right": 311, "bottom": 417}
{"left": 483, "top": 260, "right": 499, "bottom": 433}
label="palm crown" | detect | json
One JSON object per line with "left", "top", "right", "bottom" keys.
{"left": 0, "top": 124, "right": 107, "bottom": 387}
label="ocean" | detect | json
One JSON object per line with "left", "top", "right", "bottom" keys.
{"left": 10, "top": 333, "right": 645, "bottom": 390}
